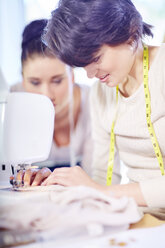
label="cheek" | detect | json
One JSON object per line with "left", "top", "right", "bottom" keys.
{"left": 52, "top": 83, "right": 69, "bottom": 102}
{"left": 23, "top": 83, "right": 40, "bottom": 94}
{"left": 23, "top": 81, "right": 33, "bottom": 93}
{"left": 99, "top": 55, "right": 116, "bottom": 73}
{"left": 113, "top": 55, "right": 132, "bottom": 76}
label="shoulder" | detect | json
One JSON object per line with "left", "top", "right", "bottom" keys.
{"left": 148, "top": 44, "right": 165, "bottom": 99}
{"left": 157, "top": 43, "right": 165, "bottom": 65}
{"left": 149, "top": 44, "right": 165, "bottom": 68}
{"left": 90, "top": 80, "right": 115, "bottom": 108}
{"left": 148, "top": 44, "right": 165, "bottom": 80}
{"left": 76, "top": 83, "right": 91, "bottom": 109}
{"left": 90, "top": 81, "right": 104, "bottom": 103}
{"left": 74, "top": 83, "right": 91, "bottom": 122}
{"left": 77, "top": 83, "right": 90, "bottom": 98}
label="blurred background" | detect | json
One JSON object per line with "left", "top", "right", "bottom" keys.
{"left": 0, "top": 0, "right": 165, "bottom": 86}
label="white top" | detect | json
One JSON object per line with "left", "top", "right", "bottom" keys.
{"left": 90, "top": 44, "right": 165, "bottom": 217}
{"left": 10, "top": 83, "right": 93, "bottom": 176}
{"left": 48, "top": 84, "right": 93, "bottom": 175}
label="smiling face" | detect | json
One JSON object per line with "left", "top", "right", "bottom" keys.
{"left": 84, "top": 43, "right": 136, "bottom": 87}
{"left": 22, "top": 55, "right": 72, "bottom": 114}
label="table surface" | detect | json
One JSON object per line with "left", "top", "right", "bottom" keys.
{"left": 130, "top": 213, "right": 165, "bottom": 229}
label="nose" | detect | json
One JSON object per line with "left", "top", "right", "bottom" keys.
{"left": 39, "top": 84, "right": 54, "bottom": 100}
{"left": 84, "top": 63, "right": 98, "bottom": 78}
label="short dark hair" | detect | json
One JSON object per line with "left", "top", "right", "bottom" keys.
{"left": 44, "top": 0, "right": 153, "bottom": 67}
{"left": 21, "top": 19, "right": 53, "bottom": 64}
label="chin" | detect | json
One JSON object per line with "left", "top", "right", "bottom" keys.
{"left": 106, "top": 81, "right": 117, "bottom": 88}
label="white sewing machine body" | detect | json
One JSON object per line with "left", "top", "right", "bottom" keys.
{"left": 3, "top": 92, "right": 55, "bottom": 164}
{"left": 0, "top": 90, "right": 55, "bottom": 186}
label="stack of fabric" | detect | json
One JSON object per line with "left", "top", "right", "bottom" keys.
{"left": 0, "top": 185, "right": 142, "bottom": 246}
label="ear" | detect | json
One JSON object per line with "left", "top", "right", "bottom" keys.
{"left": 127, "top": 38, "right": 138, "bottom": 51}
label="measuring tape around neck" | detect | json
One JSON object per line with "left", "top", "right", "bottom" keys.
{"left": 106, "top": 45, "right": 164, "bottom": 186}
{"left": 143, "top": 45, "right": 164, "bottom": 176}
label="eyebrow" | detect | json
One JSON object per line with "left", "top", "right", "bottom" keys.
{"left": 28, "top": 74, "right": 65, "bottom": 80}
{"left": 28, "top": 77, "right": 40, "bottom": 80}
{"left": 51, "top": 74, "right": 65, "bottom": 79}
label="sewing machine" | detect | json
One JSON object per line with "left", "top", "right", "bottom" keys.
{"left": 0, "top": 72, "right": 55, "bottom": 187}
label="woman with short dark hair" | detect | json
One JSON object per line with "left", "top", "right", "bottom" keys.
{"left": 42, "top": 0, "right": 165, "bottom": 219}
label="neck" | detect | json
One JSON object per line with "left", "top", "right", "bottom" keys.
{"left": 129, "top": 42, "right": 144, "bottom": 81}
{"left": 119, "top": 42, "right": 144, "bottom": 97}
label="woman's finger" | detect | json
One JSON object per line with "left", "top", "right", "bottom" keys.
{"left": 41, "top": 174, "right": 69, "bottom": 186}
{"left": 16, "top": 170, "right": 25, "bottom": 183}
{"left": 31, "top": 167, "right": 51, "bottom": 186}
{"left": 23, "top": 169, "right": 38, "bottom": 186}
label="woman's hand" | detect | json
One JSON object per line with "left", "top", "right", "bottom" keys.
{"left": 41, "top": 166, "right": 101, "bottom": 189}
{"left": 16, "top": 167, "right": 52, "bottom": 186}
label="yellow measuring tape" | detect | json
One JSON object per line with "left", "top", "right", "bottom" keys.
{"left": 106, "top": 45, "right": 164, "bottom": 186}
{"left": 143, "top": 45, "right": 164, "bottom": 176}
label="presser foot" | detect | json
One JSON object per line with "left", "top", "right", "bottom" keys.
{"left": 10, "top": 175, "right": 24, "bottom": 189}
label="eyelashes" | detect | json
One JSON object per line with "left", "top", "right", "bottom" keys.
{"left": 93, "top": 55, "right": 101, "bottom": 63}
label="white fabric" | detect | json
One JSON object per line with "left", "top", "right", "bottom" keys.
{"left": 0, "top": 186, "right": 141, "bottom": 239}
{"left": 10, "top": 83, "right": 93, "bottom": 176}
{"left": 3, "top": 222, "right": 165, "bottom": 248}
{"left": 90, "top": 44, "right": 165, "bottom": 217}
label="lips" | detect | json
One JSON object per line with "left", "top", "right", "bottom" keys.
{"left": 99, "top": 74, "right": 110, "bottom": 82}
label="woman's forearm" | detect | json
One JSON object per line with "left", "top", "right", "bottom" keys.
{"left": 100, "top": 183, "right": 147, "bottom": 206}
